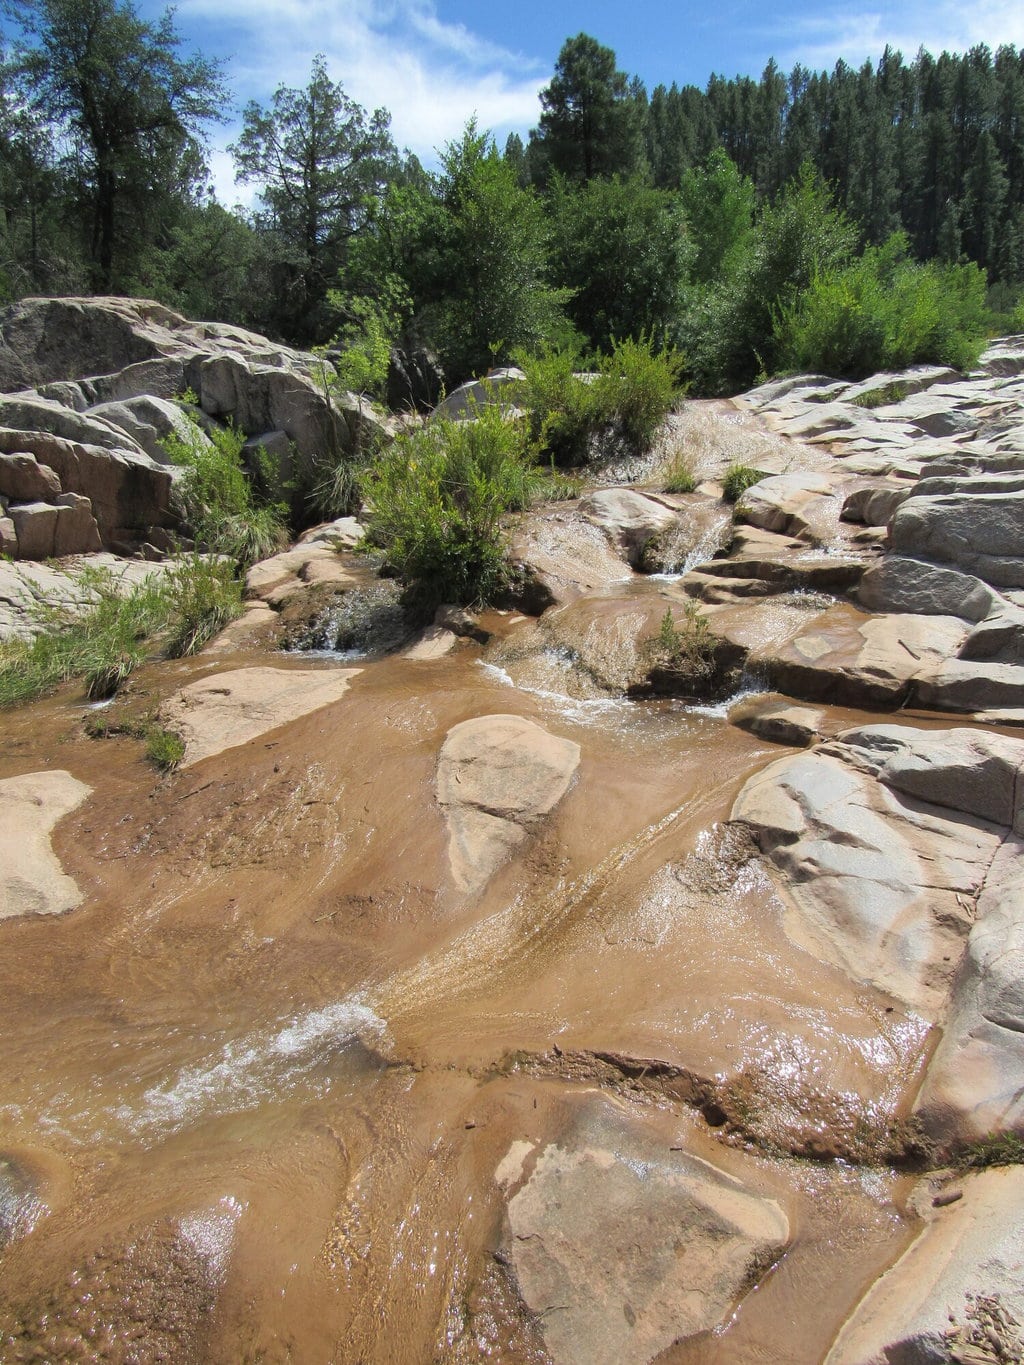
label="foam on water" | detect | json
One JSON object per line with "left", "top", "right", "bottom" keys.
{"left": 88, "top": 997, "right": 389, "bottom": 1142}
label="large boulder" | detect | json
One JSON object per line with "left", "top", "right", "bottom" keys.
{"left": 730, "top": 725, "right": 1019, "bottom": 1016}
{"left": 855, "top": 555, "right": 997, "bottom": 620}
{"left": 578, "top": 488, "right": 680, "bottom": 566}
{"left": 503, "top": 1102, "right": 789, "bottom": 1365}
{"left": 436, "top": 714, "right": 580, "bottom": 894}
{"left": 0, "top": 771, "right": 92, "bottom": 920}
{"left": 890, "top": 488, "right": 1024, "bottom": 588}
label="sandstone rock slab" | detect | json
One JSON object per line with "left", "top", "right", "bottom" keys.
{"left": 0, "top": 771, "right": 92, "bottom": 920}
{"left": 159, "top": 666, "right": 360, "bottom": 768}
{"left": 437, "top": 714, "right": 580, "bottom": 894}
{"left": 504, "top": 1103, "right": 789, "bottom": 1365}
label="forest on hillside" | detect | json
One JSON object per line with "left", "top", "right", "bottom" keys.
{"left": 2, "top": 0, "right": 1024, "bottom": 395}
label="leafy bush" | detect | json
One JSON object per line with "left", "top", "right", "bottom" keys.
{"left": 361, "top": 403, "right": 541, "bottom": 609}
{"left": 773, "top": 234, "right": 989, "bottom": 377}
{"left": 514, "top": 335, "right": 683, "bottom": 466}
{"left": 957, "top": 1131, "right": 1024, "bottom": 1169}
{"left": 722, "top": 464, "right": 765, "bottom": 502}
{"left": 646, "top": 603, "right": 716, "bottom": 686}
{"left": 162, "top": 417, "right": 288, "bottom": 565}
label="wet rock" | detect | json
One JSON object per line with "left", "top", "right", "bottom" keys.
{"left": 752, "top": 605, "right": 968, "bottom": 708}
{"left": 731, "top": 725, "right": 1014, "bottom": 1015}
{"left": 437, "top": 714, "right": 580, "bottom": 894}
{"left": 734, "top": 471, "right": 851, "bottom": 544}
{"left": 503, "top": 1103, "right": 788, "bottom": 1365}
{"left": 402, "top": 625, "right": 458, "bottom": 659}
{"left": 509, "top": 505, "right": 631, "bottom": 608}
{"left": 159, "top": 666, "right": 360, "bottom": 768}
{"left": 826, "top": 1169, "right": 1024, "bottom": 1365}
{"left": 578, "top": 488, "right": 680, "bottom": 566}
{"left": 0, "top": 771, "right": 92, "bottom": 920}
{"left": 245, "top": 543, "right": 364, "bottom": 605}
{"left": 728, "top": 694, "right": 825, "bottom": 747}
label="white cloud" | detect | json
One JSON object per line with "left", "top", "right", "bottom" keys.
{"left": 176, "top": 0, "right": 544, "bottom": 200}
{"left": 777, "top": 0, "right": 1024, "bottom": 71}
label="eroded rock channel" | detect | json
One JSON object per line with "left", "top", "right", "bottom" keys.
{"left": 2, "top": 301, "right": 1024, "bottom": 1364}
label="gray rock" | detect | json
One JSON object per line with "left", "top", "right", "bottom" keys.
{"left": 731, "top": 726, "right": 1008, "bottom": 1015}
{"left": 840, "top": 482, "right": 912, "bottom": 527}
{"left": 856, "top": 556, "right": 996, "bottom": 621}
{"left": 53, "top": 493, "right": 102, "bottom": 556}
{"left": 9, "top": 502, "right": 58, "bottom": 559}
{"left": 504, "top": 1102, "right": 789, "bottom": 1365}
{"left": 0, "top": 452, "right": 62, "bottom": 502}
{"left": 958, "top": 604, "right": 1024, "bottom": 662}
{"left": 890, "top": 490, "right": 1024, "bottom": 588}
{"left": 728, "top": 694, "right": 824, "bottom": 747}
{"left": 578, "top": 488, "right": 680, "bottom": 565}
{"left": 85, "top": 394, "right": 205, "bottom": 463}
{"left": 0, "top": 516, "right": 15, "bottom": 556}
{"left": 432, "top": 367, "right": 525, "bottom": 420}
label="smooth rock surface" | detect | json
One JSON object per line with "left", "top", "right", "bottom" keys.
{"left": 0, "top": 771, "right": 92, "bottom": 920}
{"left": 159, "top": 667, "right": 360, "bottom": 768}
{"left": 827, "top": 1169, "right": 1024, "bottom": 1365}
{"left": 437, "top": 714, "right": 580, "bottom": 894}
{"left": 505, "top": 1103, "right": 789, "bottom": 1365}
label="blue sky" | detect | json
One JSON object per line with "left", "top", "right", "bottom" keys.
{"left": 122, "top": 0, "right": 1024, "bottom": 200}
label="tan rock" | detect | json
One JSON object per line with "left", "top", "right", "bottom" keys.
{"left": 437, "top": 714, "right": 580, "bottom": 893}
{"left": 827, "top": 1169, "right": 1024, "bottom": 1364}
{"left": 0, "top": 771, "right": 92, "bottom": 920}
{"left": 505, "top": 1102, "right": 789, "bottom": 1365}
{"left": 159, "top": 666, "right": 360, "bottom": 768}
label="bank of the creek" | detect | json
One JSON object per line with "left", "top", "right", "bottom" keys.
{"left": 2, "top": 299, "right": 1024, "bottom": 1365}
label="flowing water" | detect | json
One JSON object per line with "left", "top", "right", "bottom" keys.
{"left": 0, "top": 605, "right": 931, "bottom": 1363}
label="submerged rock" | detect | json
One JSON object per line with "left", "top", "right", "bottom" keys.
{"left": 437, "top": 713, "right": 580, "bottom": 894}
{"left": 503, "top": 1102, "right": 788, "bottom": 1365}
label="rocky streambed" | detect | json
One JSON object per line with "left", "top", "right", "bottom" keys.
{"left": 2, "top": 301, "right": 1024, "bottom": 1364}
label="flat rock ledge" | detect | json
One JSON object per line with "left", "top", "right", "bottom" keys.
{"left": 159, "top": 666, "right": 360, "bottom": 769}
{"left": 436, "top": 714, "right": 580, "bottom": 894}
{"left": 827, "top": 1168, "right": 1024, "bottom": 1365}
{"left": 502, "top": 1102, "right": 789, "bottom": 1365}
{"left": 0, "top": 771, "right": 92, "bottom": 919}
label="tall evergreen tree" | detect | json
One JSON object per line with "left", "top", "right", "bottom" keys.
{"left": 529, "top": 33, "right": 642, "bottom": 184}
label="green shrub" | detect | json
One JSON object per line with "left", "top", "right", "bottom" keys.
{"left": 361, "top": 403, "right": 540, "bottom": 609}
{"left": 851, "top": 381, "right": 909, "bottom": 409}
{"left": 774, "top": 234, "right": 989, "bottom": 378}
{"left": 647, "top": 603, "right": 716, "bottom": 685}
{"left": 145, "top": 727, "right": 186, "bottom": 772}
{"left": 0, "top": 568, "right": 169, "bottom": 707}
{"left": 722, "top": 464, "right": 765, "bottom": 502}
{"left": 957, "top": 1131, "right": 1024, "bottom": 1169}
{"left": 661, "top": 452, "right": 698, "bottom": 493}
{"left": 162, "top": 555, "right": 244, "bottom": 658}
{"left": 162, "top": 418, "right": 288, "bottom": 565}
{"left": 514, "top": 334, "right": 683, "bottom": 466}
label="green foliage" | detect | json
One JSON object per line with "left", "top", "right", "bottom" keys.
{"left": 162, "top": 555, "right": 243, "bottom": 658}
{"left": 4, "top": 0, "right": 226, "bottom": 290}
{"left": 515, "top": 335, "right": 683, "bottom": 466}
{"left": 679, "top": 150, "right": 755, "bottom": 285}
{"left": 327, "top": 279, "right": 409, "bottom": 399}
{"left": 0, "top": 568, "right": 168, "bottom": 706}
{"left": 162, "top": 417, "right": 288, "bottom": 565}
{"left": 851, "top": 381, "right": 910, "bottom": 409}
{"left": 361, "top": 402, "right": 540, "bottom": 610}
{"left": 957, "top": 1131, "right": 1024, "bottom": 1170}
{"left": 547, "top": 174, "right": 691, "bottom": 352}
{"left": 684, "top": 166, "right": 858, "bottom": 394}
{"left": 433, "top": 123, "right": 566, "bottom": 382}
{"left": 145, "top": 726, "right": 185, "bottom": 772}
{"left": 647, "top": 603, "right": 716, "bottom": 685}
{"left": 773, "top": 232, "right": 989, "bottom": 377}
{"left": 722, "top": 464, "right": 765, "bottom": 502}
{"left": 661, "top": 453, "right": 698, "bottom": 494}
